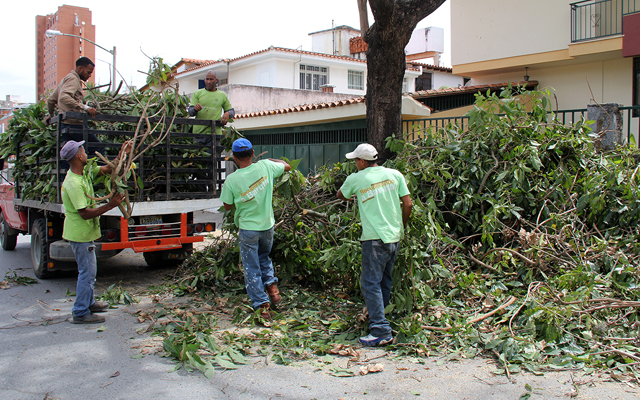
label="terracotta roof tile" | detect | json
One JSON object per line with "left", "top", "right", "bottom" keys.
{"left": 177, "top": 47, "right": 384, "bottom": 77}
{"left": 235, "top": 96, "right": 366, "bottom": 119}
{"left": 411, "top": 80, "right": 538, "bottom": 98}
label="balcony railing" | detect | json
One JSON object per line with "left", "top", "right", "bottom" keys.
{"left": 571, "top": 0, "right": 640, "bottom": 42}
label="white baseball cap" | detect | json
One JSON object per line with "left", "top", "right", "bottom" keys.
{"left": 345, "top": 143, "right": 378, "bottom": 161}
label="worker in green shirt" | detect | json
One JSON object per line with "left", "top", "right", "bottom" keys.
{"left": 60, "top": 139, "right": 131, "bottom": 324}
{"left": 337, "top": 143, "right": 412, "bottom": 346}
{"left": 188, "top": 70, "right": 235, "bottom": 140}
{"left": 220, "top": 139, "right": 290, "bottom": 319}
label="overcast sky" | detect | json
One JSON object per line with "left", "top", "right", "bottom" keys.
{"left": 1, "top": 0, "right": 451, "bottom": 104}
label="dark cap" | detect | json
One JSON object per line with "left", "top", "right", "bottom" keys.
{"left": 60, "top": 140, "right": 85, "bottom": 161}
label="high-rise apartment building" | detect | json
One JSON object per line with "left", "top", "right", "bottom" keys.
{"left": 35, "top": 5, "right": 95, "bottom": 101}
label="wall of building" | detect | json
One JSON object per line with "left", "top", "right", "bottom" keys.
{"left": 36, "top": 5, "right": 95, "bottom": 101}
{"left": 451, "top": 0, "right": 571, "bottom": 67}
{"left": 432, "top": 71, "right": 466, "bottom": 90}
{"left": 468, "top": 58, "right": 633, "bottom": 109}
{"left": 311, "top": 28, "right": 361, "bottom": 56}
{"left": 220, "top": 85, "right": 359, "bottom": 114}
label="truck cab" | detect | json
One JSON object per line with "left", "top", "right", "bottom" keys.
{"left": 0, "top": 157, "right": 26, "bottom": 250}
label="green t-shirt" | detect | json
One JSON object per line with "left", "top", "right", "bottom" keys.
{"left": 220, "top": 160, "right": 286, "bottom": 231}
{"left": 189, "top": 88, "right": 232, "bottom": 135}
{"left": 339, "top": 166, "right": 410, "bottom": 243}
{"left": 61, "top": 165, "right": 102, "bottom": 243}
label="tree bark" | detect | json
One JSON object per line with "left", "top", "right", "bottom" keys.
{"left": 361, "top": 0, "right": 446, "bottom": 160}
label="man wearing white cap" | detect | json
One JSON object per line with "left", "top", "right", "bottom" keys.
{"left": 60, "top": 140, "right": 130, "bottom": 324}
{"left": 337, "top": 143, "right": 412, "bottom": 346}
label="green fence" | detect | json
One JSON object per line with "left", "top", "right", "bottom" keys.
{"left": 244, "top": 120, "right": 366, "bottom": 175}
{"left": 403, "top": 105, "right": 640, "bottom": 147}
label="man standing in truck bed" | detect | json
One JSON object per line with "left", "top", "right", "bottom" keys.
{"left": 60, "top": 139, "right": 131, "bottom": 324}
{"left": 46, "top": 57, "right": 100, "bottom": 147}
{"left": 188, "top": 70, "right": 235, "bottom": 142}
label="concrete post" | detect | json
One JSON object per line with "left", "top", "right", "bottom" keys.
{"left": 587, "top": 103, "right": 623, "bottom": 150}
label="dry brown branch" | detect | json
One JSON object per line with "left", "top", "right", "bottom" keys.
{"left": 483, "top": 247, "right": 538, "bottom": 266}
{"left": 421, "top": 324, "right": 453, "bottom": 332}
{"left": 468, "top": 296, "right": 516, "bottom": 324}
{"left": 468, "top": 253, "right": 502, "bottom": 274}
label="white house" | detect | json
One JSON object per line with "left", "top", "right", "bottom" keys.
{"left": 174, "top": 26, "right": 465, "bottom": 114}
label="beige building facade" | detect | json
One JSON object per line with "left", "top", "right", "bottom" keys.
{"left": 451, "top": 0, "right": 639, "bottom": 115}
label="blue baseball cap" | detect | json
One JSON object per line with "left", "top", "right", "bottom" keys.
{"left": 232, "top": 138, "right": 253, "bottom": 152}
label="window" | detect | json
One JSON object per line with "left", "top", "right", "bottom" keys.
{"left": 415, "top": 72, "right": 433, "bottom": 91}
{"left": 299, "top": 64, "right": 328, "bottom": 91}
{"left": 348, "top": 70, "right": 364, "bottom": 90}
{"left": 634, "top": 57, "right": 640, "bottom": 117}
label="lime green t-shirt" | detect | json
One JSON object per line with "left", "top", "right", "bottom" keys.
{"left": 61, "top": 165, "right": 102, "bottom": 242}
{"left": 220, "top": 160, "right": 286, "bottom": 231}
{"left": 189, "top": 88, "right": 232, "bottom": 135}
{"left": 339, "top": 166, "right": 410, "bottom": 243}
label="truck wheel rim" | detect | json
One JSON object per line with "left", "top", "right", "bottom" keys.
{"left": 34, "top": 232, "right": 42, "bottom": 265}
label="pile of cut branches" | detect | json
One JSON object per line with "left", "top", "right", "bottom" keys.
{"left": 165, "top": 87, "right": 640, "bottom": 381}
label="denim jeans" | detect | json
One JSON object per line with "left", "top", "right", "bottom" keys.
{"left": 238, "top": 227, "right": 278, "bottom": 309}
{"left": 360, "top": 239, "right": 399, "bottom": 338}
{"left": 70, "top": 241, "right": 98, "bottom": 317}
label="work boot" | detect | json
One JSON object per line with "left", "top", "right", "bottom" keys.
{"left": 89, "top": 301, "right": 110, "bottom": 313}
{"left": 265, "top": 283, "right": 281, "bottom": 304}
{"left": 71, "top": 313, "right": 106, "bottom": 324}
{"left": 258, "top": 303, "right": 271, "bottom": 320}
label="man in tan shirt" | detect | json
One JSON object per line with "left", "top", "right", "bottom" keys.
{"left": 47, "top": 57, "right": 100, "bottom": 149}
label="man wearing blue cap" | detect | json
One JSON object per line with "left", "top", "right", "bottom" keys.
{"left": 60, "top": 140, "right": 131, "bottom": 324}
{"left": 220, "top": 138, "right": 290, "bottom": 319}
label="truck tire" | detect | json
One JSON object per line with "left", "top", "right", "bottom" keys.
{"left": 31, "top": 218, "right": 52, "bottom": 279}
{"left": 0, "top": 212, "right": 17, "bottom": 251}
{"left": 143, "top": 244, "right": 192, "bottom": 268}
{"left": 143, "top": 250, "right": 181, "bottom": 268}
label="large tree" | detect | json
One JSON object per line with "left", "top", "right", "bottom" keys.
{"left": 357, "top": 0, "right": 446, "bottom": 159}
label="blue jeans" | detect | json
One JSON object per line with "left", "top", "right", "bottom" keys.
{"left": 360, "top": 240, "right": 399, "bottom": 338}
{"left": 70, "top": 241, "right": 98, "bottom": 317}
{"left": 238, "top": 227, "right": 278, "bottom": 309}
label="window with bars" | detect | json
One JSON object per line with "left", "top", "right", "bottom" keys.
{"left": 300, "top": 64, "right": 328, "bottom": 90}
{"left": 348, "top": 70, "right": 364, "bottom": 90}
{"left": 415, "top": 72, "right": 433, "bottom": 91}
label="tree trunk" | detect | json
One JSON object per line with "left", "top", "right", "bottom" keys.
{"left": 363, "top": 0, "right": 446, "bottom": 160}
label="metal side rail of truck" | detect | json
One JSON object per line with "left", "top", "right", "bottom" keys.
{"left": 0, "top": 111, "right": 227, "bottom": 278}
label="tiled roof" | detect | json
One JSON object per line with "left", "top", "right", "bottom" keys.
{"left": 407, "top": 61, "right": 453, "bottom": 73}
{"left": 176, "top": 46, "right": 429, "bottom": 77}
{"left": 179, "top": 58, "right": 213, "bottom": 64}
{"left": 235, "top": 81, "right": 540, "bottom": 120}
{"left": 411, "top": 80, "right": 539, "bottom": 98}
{"left": 176, "top": 47, "right": 369, "bottom": 77}
{"left": 235, "top": 97, "right": 365, "bottom": 119}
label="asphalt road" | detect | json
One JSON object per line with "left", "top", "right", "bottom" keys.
{"left": 1, "top": 234, "right": 638, "bottom": 400}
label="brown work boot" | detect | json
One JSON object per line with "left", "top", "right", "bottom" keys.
{"left": 259, "top": 303, "right": 271, "bottom": 320}
{"left": 89, "top": 301, "right": 110, "bottom": 313}
{"left": 71, "top": 313, "right": 106, "bottom": 324}
{"left": 265, "top": 283, "right": 281, "bottom": 304}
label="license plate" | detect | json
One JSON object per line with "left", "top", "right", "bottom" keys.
{"left": 140, "top": 215, "right": 162, "bottom": 225}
